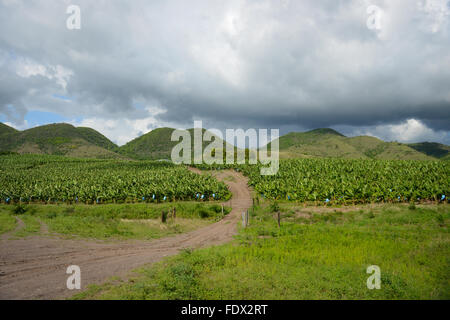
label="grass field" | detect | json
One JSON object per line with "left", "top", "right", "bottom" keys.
{"left": 1, "top": 154, "right": 448, "bottom": 299}
{"left": 0, "top": 213, "right": 16, "bottom": 234}
{"left": 74, "top": 203, "right": 449, "bottom": 300}
{"left": 0, "top": 202, "right": 231, "bottom": 240}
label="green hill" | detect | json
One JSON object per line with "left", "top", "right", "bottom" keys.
{"left": 306, "top": 128, "right": 345, "bottom": 137}
{"left": 1, "top": 122, "right": 447, "bottom": 161}
{"left": 269, "top": 128, "right": 437, "bottom": 160}
{"left": 119, "top": 127, "right": 235, "bottom": 160}
{"left": 119, "top": 127, "right": 177, "bottom": 160}
{"left": 408, "top": 142, "right": 450, "bottom": 159}
{"left": 269, "top": 129, "right": 363, "bottom": 159}
{"left": 0, "top": 122, "right": 122, "bottom": 159}
{"left": 75, "top": 127, "right": 119, "bottom": 151}
{"left": 0, "top": 122, "right": 18, "bottom": 136}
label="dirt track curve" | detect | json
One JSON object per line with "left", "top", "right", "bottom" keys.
{"left": 0, "top": 169, "right": 252, "bottom": 300}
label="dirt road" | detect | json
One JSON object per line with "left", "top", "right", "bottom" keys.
{"left": 0, "top": 169, "right": 252, "bottom": 300}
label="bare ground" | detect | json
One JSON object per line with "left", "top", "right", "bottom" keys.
{"left": 0, "top": 169, "right": 252, "bottom": 300}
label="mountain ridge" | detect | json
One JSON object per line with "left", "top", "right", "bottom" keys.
{"left": 0, "top": 122, "right": 122, "bottom": 159}
{"left": 268, "top": 128, "right": 446, "bottom": 160}
{"left": 0, "top": 122, "right": 448, "bottom": 161}
{"left": 119, "top": 127, "right": 236, "bottom": 160}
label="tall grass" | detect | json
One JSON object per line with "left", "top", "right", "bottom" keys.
{"left": 74, "top": 203, "right": 449, "bottom": 300}
{"left": 0, "top": 203, "right": 231, "bottom": 240}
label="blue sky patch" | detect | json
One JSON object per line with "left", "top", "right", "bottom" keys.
{"left": 52, "top": 94, "right": 72, "bottom": 101}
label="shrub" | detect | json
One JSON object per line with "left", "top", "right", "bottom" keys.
{"left": 64, "top": 206, "right": 75, "bottom": 214}
{"left": 270, "top": 201, "right": 280, "bottom": 213}
{"left": 210, "top": 204, "right": 222, "bottom": 213}
{"left": 13, "top": 204, "right": 27, "bottom": 215}
{"left": 199, "top": 209, "right": 210, "bottom": 219}
{"left": 436, "top": 214, "right": 445, "bottom": 226}
{"left": 46, "top": 212, "right": 58, "bottom": 219}
{"left": 161, "top": 210, "right": 168, "bottom": 223}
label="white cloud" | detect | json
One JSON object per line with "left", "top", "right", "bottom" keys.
{"left": 358, "top": 119, "right": 449, "bottom": 143}
{"left": 4, "top": 119, "right": 34, "bottom": 131}
{"left": 16, "top": 60, "right": 48, "bottom": 78}
{"left": 0, "top": 0, "right": 449, "bottom": 142}
{"left": 71, "top": 117, "right": 154, "bottom": 146}
{"left": 70, "top": 106, "right": 170, "bottom": 146}
{"left": 52, "top": 65, "right": 73, "bottom": 90}
{"left": 417, "top": 0, "right": 450, "bottom": 33}
{"left": 15, "top": 58, "right": 73, "bottom": 90}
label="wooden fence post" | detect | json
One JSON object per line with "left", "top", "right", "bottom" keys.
{"left": 246, "top": 210, "right": 249, "bottom": 227}
{"left": 241, "top": 210, "right": 250, "bottom": 228}
{"left": 277, "top": 212, "right": 281, "bottom": 228}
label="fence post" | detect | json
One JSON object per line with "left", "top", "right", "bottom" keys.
{"left": 246, "top": 210, "right": 249, "bottom": 227}
{"left": 277, "top": 212, "right": 281, "bottom": 228}
{"left": 173, "top": 207, "right": 176, "bottom": 220}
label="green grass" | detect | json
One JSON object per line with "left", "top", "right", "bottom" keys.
{"left": 0, "top": 210, "right": 16, "bottom": 234}
{"left": 0, "top": 203, "right": 231, "bottom": 240}
{"left": 0, "top": 205, "right": 41, "bottom": 237}
{"left": 42, "top": 215, "right": 211, "bottom": 240}
{"left": 74, "top": 203, "right": 449, "bottom": 300}
{"left": 13, "top": 214, "right": 41, "bottom": 237}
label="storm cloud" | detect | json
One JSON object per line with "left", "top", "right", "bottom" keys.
{"left": 0, "top": 0, "right": 449, "bottom": 145}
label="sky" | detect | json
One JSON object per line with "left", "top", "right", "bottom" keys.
{"left": 0, "top": 0, "right": 449, "bottom": 146}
